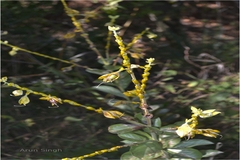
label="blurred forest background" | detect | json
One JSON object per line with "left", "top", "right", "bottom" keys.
{"left": 1, "top": 0, "right": 239, "bottom": 159}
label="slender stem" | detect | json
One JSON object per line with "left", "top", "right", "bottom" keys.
{"left": 0, "top": 41, "right": 88, "bottom": 69}
{"left": 61, "top": 0, "right": 107, "bottom": 64}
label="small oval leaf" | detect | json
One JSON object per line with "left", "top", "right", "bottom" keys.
{"left": 108, "top": 124, "right": 140, "bottom": 134}
{"left": 202, "top": 149, "right": 223, "bottom": 158}
{"left": 162, "top": 70, "right": 177, "bottom": 76}
{"left": 116, "top": 71, "right": 132, "bottom": 90}
{"left": 118, "top": 132, "right": 147, "bottom": 142}
{"left": 161, "top": 137, "right": 181, "bottom": 148}
{"left": 174, "top": 139, "right": 214, "bottom": 148}
{"left": 120, "top": 152, "right": 139, "bottom": 160}
{"left": 86, "top": 68, "right": 108, "bottom": 75}
{"left": 93, "top": 85, "right": 126, "bottom": 99}
{"left": 168, "top": 148, "right": 202, "bottom": 159}
{"left": 153, "top": 118, "right": 162, "bottom": 128}
{"left": 64, "top": 116, "right": 82, "bottom": 122}
{"left": 163, "top": 84, "right": 176, "bottom": 94}
{"left": 130, "top": 141, "right": 163, "bottom": 159}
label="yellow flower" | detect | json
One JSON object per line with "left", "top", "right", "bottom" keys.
{"left": 18, "top": 95, "right": 30, "bottom": 106}
{"left": 102, "top": 110, "right": 124, "bottom": 119}
{"left": 146, "top": 32, "right": 157, "bottom": 39}
{"left": 64, "top": 32, "right": 76, "bottom": 39}
{"left": 24, "top": 118, "right": 35, "bottom": 127}
{"left": 0, "top": 77, "right": 8, "bottom": 83}
{"left": 195, "top": 129, "right": 221, "bottom": 138}
{"left": 39, "top": 95, "right": 62, "bottom": 108}
{"left": 108, "top": 26, "right": 120, "bottom": 31}
{"left": 176, "top": 107, "right": 221, "bottom": 139}
{"left": 146, "top": 58, "right": 155, "bottom": 64}
{"left": 191, "top": 106, "right": 221, "bottom": 118}
{"left": 123, "top": 90, "right": 137, "bottom": 97}
{"left": 98, "top": 68, "right": 124, "bottom": 83}
{"left": 191, "top": 106, "right": 200, "bottom": 113}
{"left": 11, "top": 90, "right": 23, "bottom": 96}
{"left": 199, "top": 109, "right": 221, "bottom": 118}
{"left": 98, "top": 72, "right": 120, "bottom": 83}
{"left": 9, "top": 47, "right": 18, "bottom": 56}
{"left": 130, "top": 53, "right": 145, "bottom": 59}
{"left": 176, "top": 122, "right": 193, "bottom": 138}
{"left": 130, "top": 64, "right": 141, "bottom": 69}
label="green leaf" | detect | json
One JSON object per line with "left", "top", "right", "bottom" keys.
{"left": 161, "top": 137, "right": 181, "bottom": 148}
{"left": 130, "top": 141, "right": 163, "bottom": 159}
{"left": 160, "top": 124, "right": 179, "bottom": 134}
{"left": 121, "top": 152, "right": 140, "bottom": 160}
{"left": 86, "top": 68, "right": 108, "bottom": 75}
{"left": 202, "top": 149, "right": 223, "bottom": 157}
{"left": 118, "top": 132, "right": 147, "bottom": 142}
{"left": 144, "top": 127, "right": 165, "bottom": 135}
{"left": 134, "top": 113, "right": 144, "bottom": 122}
{"left": 64, "top": 116, "right": 82, "bottom": 122}
{"left": 168, "top": 138, "right": 181, "bottom": 148}
{"left": 149, "top": 105, "right": 161, "bottom": 111}
{"left": 168, "top": 148, "right": 202, "bottom": 159}
{"left": 220, "top": 81, "right": 231, "bottom": 88}
{"left": 163, "top": 84, "right": 176, "bottom": 93}
{"left": 174, "top": 139, "right": 213, "bottom": 148}
{"left": 153, "top": 118, "right": 161, "bottom": 128}
{"left": 108, "top": 124, "right": 140, "bottom": 134}
{"left": 93, "top": 85, "right": 126, "bottom": 98}
{"left": 121, "top": 140, "right": 138, "bottom": 145}
{"left": 162, "top": 70, "right": 177, "bottom": 76}
{"left": 208, "top": 92, "right": 230, "bottom": 103}
{"left": 98, "top": 58, "right": 109, "bottom": 65}
{"left": 1, "top": 115, "right": 15, "bottom": 122}
{"left": 104, "top": 65, "right": 122, "bottom": 71}
{"left": 170, "top": 158, "right": 192, "bottom": 160}
{"left": 161, "top": 77, "right": 174, "bottom": 81}
{"left": 184, "top": 73, "right": 197, "bottom": 79}
{"left": 133, "top": 131, "right": 152, "bottom": 139}
{"left": 116, "top": 71, "right": 132, "bottom": 90}
{"left": 107, "top": 99, "right": 136, "bottom": 111}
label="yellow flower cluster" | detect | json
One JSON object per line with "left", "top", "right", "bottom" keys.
{"left": 105, "top": 26, "right": 155, "bottom": 117}
{"left": 140, "top": 58, "right": 155, "bottom": 96}
{"left": 176, "top": 106, "right": 221, "bottom": 139}
{"left": 61, "top": 0, "right": 105, "bottom": 63}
